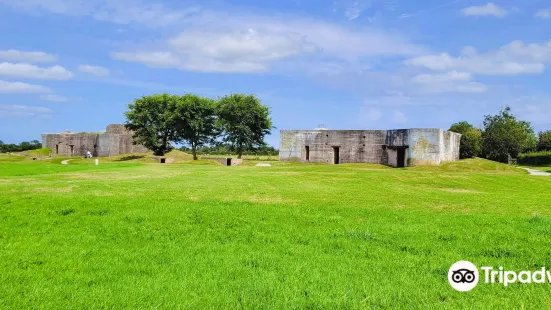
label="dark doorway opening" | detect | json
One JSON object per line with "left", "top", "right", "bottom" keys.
{"left": 226, "top": 158, "right": 232, "bottom": 166}
{"left": 69, "top": 145, "right": 74, "bottom": 157}
{"left": 160, "top": 158, "right": 166, "bottom": 164}
{"left": 333, "top": 146, "right": 340, "bottom": 164}
{"left": 397, "top": 149, "right": 406, "bottom": 168}
{"left": 55, "top": 144, "right": 59, "bottom": 154}
{"left": 305, "top": 146, "right": 310, "bottom": 161}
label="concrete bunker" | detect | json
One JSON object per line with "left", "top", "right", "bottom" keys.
{"left": 279, "top": 127, "right": 461, "bottom": 167}
{"left": 42, "top": 124, "right": 148, "bottom": 157}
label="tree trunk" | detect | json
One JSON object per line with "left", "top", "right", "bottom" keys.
{"left": 237, "top": 142, "right": 243, "bottom": 159}
{"left": 192, "top": 143, "right": 197, "bottom": 160}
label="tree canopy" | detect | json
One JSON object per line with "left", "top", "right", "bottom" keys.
{"left": 124, "top": 93, "right": 274, "bottom": 159}
{"left": 125, "top": 94, "right": 180, "bottom": 156}
{"left": 537, "top": 130, "right": 551, "bottom": 151}
{"left": 449, "top": 121, "right": 482, "bottom": 159}
{"left": 481, "top": 107, "right": 537, "bottom": 163}
{"left": 216, "top": 94, "right": 273, "bottom": 159}
{"left": 173, "top": 94, "right": 219, "bottom": 160}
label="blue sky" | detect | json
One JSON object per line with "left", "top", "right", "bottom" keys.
{"left": 0, "top": 0, "right": 550, "bottom": 147}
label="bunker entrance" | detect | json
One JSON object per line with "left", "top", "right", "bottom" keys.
{"left": 226, "top": 158, "right": 232, "bottom": 166}
{"left": 305, "top": 146, "right": 310, "bottom": 161}
{"left": 55, "top": 144, "right": 59, "bottom": 154}
{"left": 69, "top": 145, "right": 74, "bottom": 157}
{"left": 397, "top": 148, "right": 406, "bottom": 168}
{"left": 160, "top": 158, "right": 166, "bottom": 164}
{"left": 333, "top": 146, "right": 340, "bottom": 164}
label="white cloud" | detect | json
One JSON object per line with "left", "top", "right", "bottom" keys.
{"left": 77, "top": 64, "right": 110, "bottom": 76}
{"left": 503, "top": 95, "right": 551, "bottom": 126}
{"left": 111, "top": 52, "right": 182, "bottom": 68}
{"left": 40, "top": 94, "right": 71, "bottom": 102}
{"left": 361, "top": 107, "right": 383, "bottom": 121}
{"left": 0, "top": 0, "right": 200, "bottom": 27}
{"left": 410, "top": 71, "right": 486, "bottom": 94}
{"left": 405, "top": 40, "right": 551, "bottom": 76}
{"left": 392, "top": 111, "right": 407, "bottom": 124}
{"left": 411, "top": 71, "right": 471, "bottom": 84}
{"left": 333, "top": 0, "right": 373, "bottom": 20}
{"left": 535, "top": 9, "right": 550, "bottom": 19}
{"left": 0, "top": 80, "right": 51, "bottom": 93}
{"left": 461, "top": 3, "right": 508, "bottom": 17}
{"left": 0, "top": 62, "right": 73, "bottom": 80}
{"left": 111, "top": 10, "right": 423, "bottom": 73}
{"left": 0, "top": 49, "right": 56, "bottom": 63}
{"left": 421, "top": 81, "right": 487, "bottom": 94}
{"left": 364, "top": 94, "right": 412, "bottom": 106}
{"left": 0, "top": 104, "right": 51, "bottom": 117}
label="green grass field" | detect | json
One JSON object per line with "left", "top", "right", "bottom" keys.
{"left": 1, "top": 155, "right": 550, "bottom": 309}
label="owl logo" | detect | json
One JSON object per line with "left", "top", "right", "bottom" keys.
{"left": 448, "top": 261, "right": 479, "bottom": 291}
{"left": 451, "top": 268, "right": 476, "bottom": 283}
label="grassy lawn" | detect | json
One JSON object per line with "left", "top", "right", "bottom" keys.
{"left": 1, "top": 156, "right": 550, "bottom": 308}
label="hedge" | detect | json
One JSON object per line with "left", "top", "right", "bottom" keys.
{"left": 518, "top": 151, "right": 551, "bottom": 166}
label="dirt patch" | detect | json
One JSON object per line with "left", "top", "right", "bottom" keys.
{"left": 429, "top": 204, "right": 471, "bottom": 213}
{"left": 437, "top": 188, "right": 483, "bottom": 194}
{"left": 62, "top": 171, "right": 190, "bottom": 180}
{"left": 30, "top": 186, "right": 74, "bottom": 193}
{"left": 321, "top": 177, "right": 356, "bottom": 181}
{"left": 224, "top": 195, "right": 297, "bottom": 204}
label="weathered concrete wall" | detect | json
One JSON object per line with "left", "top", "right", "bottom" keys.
{"left": 42, "top": 133, "right": 99, "bottom": 157}
{"left": 280, "top": 128, "right": 461, "bottom": 167}
{"left": 42, "top": 124, "right": 148, "bottom": 157}
{"left": 440, "top": 130, "right": 461, "bottom": 162}
{"left": 280, "top": 130, "right": 392, "bottom": 164}
{"left": 407, "top": 128, "right": 442, "bottom": 166}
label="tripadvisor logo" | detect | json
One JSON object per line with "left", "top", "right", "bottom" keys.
{"left": 448, "top": 261, "right": 551, "bottom": 292}
{"left": 448, "top": 261, "right": 479, "bottom": 292}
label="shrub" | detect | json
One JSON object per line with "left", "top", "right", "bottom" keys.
{"left": 518, "top": 151, "right": 551, "bottom": 166}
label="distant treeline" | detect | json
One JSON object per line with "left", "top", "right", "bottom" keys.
{"left": 449, "top": 106, "right": 551, "bottom": 164}
{"left": 179, "top": 143, "right": 278, "bottom": 156}
{"left": 0, "top": 140, "right": 42, "bottom": 153}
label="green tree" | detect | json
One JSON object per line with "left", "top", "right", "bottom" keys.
{"left": 537, "top": 130, "right": 551, "bottom": 151}
{"left": 124, "top": 94, "right": 179, "bottom": 156}
{"left": 482, "top": 107, "right": 537, "bottom": 163}
{"left": 174, "top": 94, "right": 220, "bottom": 160}
{"left": 216, "top": 94, "right": 273, "bottom": 159}
{"left": 19, "top": 141, "right": 31, "bottom": 150}
{"left": 449, "top": 121, "right": 482, "bottom": 159}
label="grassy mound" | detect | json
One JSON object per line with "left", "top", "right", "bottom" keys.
{"left": 25, "top": 148, "right": 51, "bottom": 157}
{"left": 409, "top": 158, "right": 525, "bottom": 174}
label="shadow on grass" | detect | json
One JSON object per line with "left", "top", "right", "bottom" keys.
{"left": 115, "top": 155, "right": 146, "bottom": 162}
